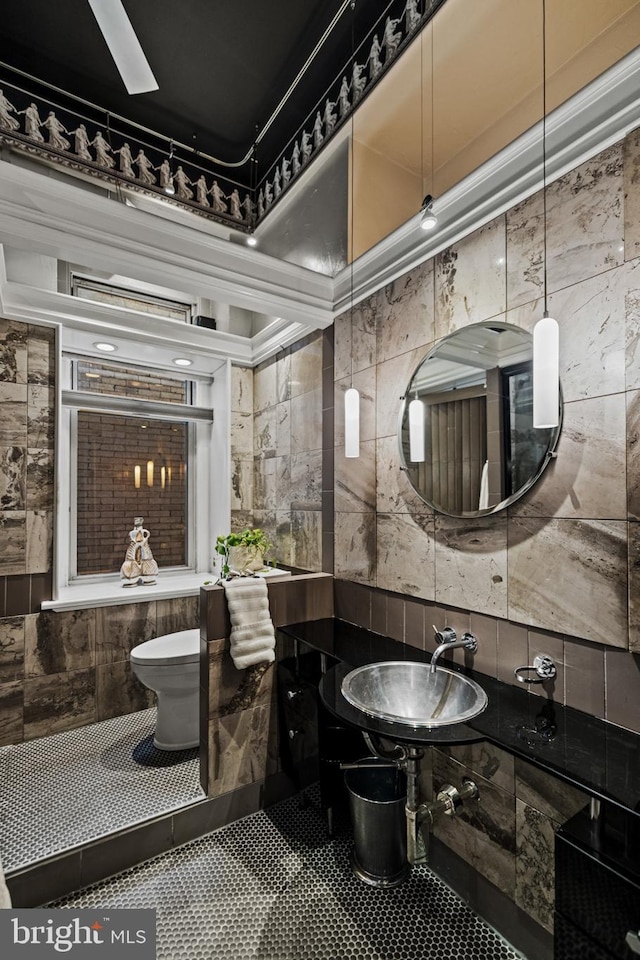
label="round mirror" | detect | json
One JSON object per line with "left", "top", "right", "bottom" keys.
{"left": 398, "top": 321, "right": 562, "bottom": 517}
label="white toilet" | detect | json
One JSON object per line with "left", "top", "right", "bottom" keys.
{"left": 130, "top": 629, "right": 201, "bottom": 751}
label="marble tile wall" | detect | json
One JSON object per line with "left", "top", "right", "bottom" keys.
{"left": 245, "top": 328, "right": 333, "bottom": 574}
{"left": 0, "top": 596, "right": 199, "bottom": 745}
{"left": 332, "top": 130, "right": 640, "bottom": 733}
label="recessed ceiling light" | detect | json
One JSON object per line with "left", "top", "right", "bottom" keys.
{"left": 94, "top": 342, "right": 117, "bottom": 352}
{"left": 173, "top": 357, "right": 193, "bottom": 367}
{"left": 246, "top": 236, "right": 258, "bottom": 247}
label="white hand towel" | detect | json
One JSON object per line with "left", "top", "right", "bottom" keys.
{"left": 223, "top": 577, "right": 276, "bottom": 670}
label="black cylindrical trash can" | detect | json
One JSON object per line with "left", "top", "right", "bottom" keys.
{"left": 344, "top": 759, "right": 409, "bottom": 887}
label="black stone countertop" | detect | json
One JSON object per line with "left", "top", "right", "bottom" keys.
{"left": 278, "top": 618, "right": 640, "bottom": 820}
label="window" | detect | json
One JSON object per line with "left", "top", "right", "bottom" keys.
{"left": 71, "top": 276, "right": 193, "bottom": 323}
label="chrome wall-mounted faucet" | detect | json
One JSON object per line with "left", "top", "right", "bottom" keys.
{"left": 430, "top": 626, "right": 478, "bottom": 673}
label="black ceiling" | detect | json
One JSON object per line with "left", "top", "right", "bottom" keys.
{"left": 0, "top": 0, "right": 396, "bottom": 184}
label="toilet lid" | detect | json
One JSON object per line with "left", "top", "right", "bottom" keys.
{"left": 130, "top": 629, "right": 200, "bottom": 665}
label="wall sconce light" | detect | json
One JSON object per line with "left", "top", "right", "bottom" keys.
{"left": 146, "top": 460, "right": 154, "bottom": 487}
{"left": 420, "top": 195, "right": 437, "bottom": 231}
{"left": 408, "top": 395, "right": 425, "bottom": 461}
{"left": 134, "top": 464, "right": 141, "bottom": 489}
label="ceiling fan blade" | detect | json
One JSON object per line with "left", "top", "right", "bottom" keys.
{"left": 88, "top": 0, "right": 158, "bottom": 95}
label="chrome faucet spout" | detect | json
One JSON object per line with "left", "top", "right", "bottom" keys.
{"left": 430, "top": 628, "right": 478, "bottom": 673}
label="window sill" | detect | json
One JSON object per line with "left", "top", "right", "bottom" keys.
{"left": 41, "top": 573, "right": 215, "bottom": 612}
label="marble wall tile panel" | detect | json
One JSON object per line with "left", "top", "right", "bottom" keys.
{"left": 376, "top": 513, "right": 435, "bottom": 600}
{"left": 510, "top": 394, "right": 627, "bottom": 520}
{"left": 630, "top": 523, "right": 640, "bottom": 652}
{"left": 230, "top": 410, "right": 253, "bottom": 458}
{"left": 26, "top": 509, "right": 52, "bottom": 574}
{"left": 0, "top": 445, "right": 26, "bottom": 510}
{"left": 0, "top": 679, "right": 22, "bottom": 745}
{"left": 291, "top": 511, "right": 322, "bottom": 572}
{"left": 208, "top": 653, "right": 273, "bottom": 718}
{"left": 624, "top": 127, "right": 640, "bottom": 261}
{"left": 375, "top": 260, "right": 435, "bottom": 364}
{"left": 629, "top": 393, "right": 640, "bottom": 520}
{"left": 350, "top": 298, "right": 377, "bottom": 375}
{"left": 25, "top": 609, "right": 95, "bottom": 676}
{"left": 506, "top": 191, "right": 544, "bottom": 310}
{"left": 507, "top": 518, "right": 627, "bottom": 646}
{"left": 375, "top": 436, "right": 432, "bottom": 516}
{"left": 375, "top": 348, "right": 424, "bottom": 440}
{"left": 208, "top": 702, "right": 275, "bottom": 796}
{"left": 563, "top": 636, "right": 605, "bottom": 719}
{"left": 290, "top": 388, "right": 322, "bottom": 455}
{"left": 254, "top": 458, "right": 277, "bottom": 512}
{"left": 156, "top": 596, "right": 199, "bottom": 637}
{"left": 549, "top": 264, "right": 627, "bottom": 403}
{"left": 23, "top": 668, "right": 95, "bottom": 739}
{"left": 515, "top": 800, "right": 556, "bottom": 933}
{"left": 334, "top": 512, "right": 376, "bottom": 585}
{"left": 95, "top": 660, "right": 153, "bottom": 721}
{"left": 27, "top": 324, "right": 55, "bottom": 386}
{"left": 335, "top": 440, "right": 376, "bottom": 513}
{"left": 514, "top": 759, "right": 587, "bottom": 823}
{"left": 438, "top": 741, "right": 515, "bottom": 794}
{"left": 290, "top": 333, "right": 322, "bottom": 399}
{"left": 0, "top": 615, "right": 24, "bottom": 682}
{"left": 253, "top": 357, "right": 277, "bottom": 412}
{"left": 274, "top": 457, "right": 291, "bottom": 513}
{"left": 334, "top": 366, "right": 376, "bottom": 449}
{"left": 274, "top": 512, "right": 292, "bottom": 567}
{"left": 333, "top": 311, "right": 352, "bottom": 382}
{"left": 230, "top": 458, "right": 253, "bottom": 512}
{"left": 230, "top": 364, "right": 253, "bottom": 414}
{"left": 27, "top": 385, "right": 54, "bottom": 448}
{"left": 26, "top": 449, "right": 54, "bottom": 511}
{"left": 0, "top": 513, "right": 26, "bottom": 574}
{"left": 95, "top": 601, "right": 156, "bottom": 665}
{"left": 432, "top": 749, "right": 516, "bottom": 896}
{"left": 434, "top": 516, "right": 508, "bottom": 617}
{"left": 0, "top": 386, "right": 27, "bottom": 447}
{"left": 231, "top": 509, "right": 254, "bottom": 533}
{"left": 0, "top": 320, "right": 27, "bottom": 384}
{"left": 253, "top": 405, "right": 276, "bottom": 459}
{"left": 276, "top": 349, "right": 291, "bottom": 403}
{"left": 275, "top": 401, "right": 291, "bottom": 458}
{"left": 626, "top": 260, "right": 640, "bottom": 391}
{"left": 604, "top": 647, "right": 640, "bottom": 732}
{"left": 434, "top": 216, "right": 507, "bottom": 339}
{"left": 546, "top": 144, "right": 624, "bottom": 295}
{"left": 290, "top": 451, "right": 322, "bottom": 510}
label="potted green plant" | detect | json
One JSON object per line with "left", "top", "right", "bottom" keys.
{"left": 215, "top": 528, "right": 273, "bottom": 578}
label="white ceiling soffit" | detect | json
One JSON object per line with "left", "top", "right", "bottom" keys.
{"left": 334, "top": 45, "right": 640, "bottom": 314}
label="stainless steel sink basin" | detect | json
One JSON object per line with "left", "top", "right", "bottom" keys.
{"left": 341, "top": 660, "right": 488, "bottom": 729}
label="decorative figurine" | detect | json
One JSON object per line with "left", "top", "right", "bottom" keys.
{"left": 312, "top": 111, "right": 323, "bottom": 149}
{"left": 19, "top": 103, "right": 44, "bottom": 142}
{"left": 71, "top": 123, "right": 92, "bottom": 161}
{"left": 120, "top": 517, "right": 159, "bottom": 584}
{"left": 257, "top": 188, "right": 265, "bottom": 218}
{"left": 281, "top": 155, "right": 291, "bottom": 186}
{"left": 229, "top": 188, "right": 242, "bottom": 220}
{"left": 383, "top": 17, "right": 402, "bottom": 61}
{"left": 264, "top": 181, "right": 273, "bottom": 208}
{"left": 323, "top": 98, "right": 337, "bottom": 136}
{"left": 174, "top": 165, "right": 193, "bottom": 200}
{"left": 300, "top": 130, "right": 312, "bottom": 163}
{"left": 114, "top": 142, "right": 135, "bottom": 177}
{"left": 405, "top": 0, "right": 421, "bottom": 34}
{"left": 155, "top": 158, "right": 173, "bottom": 190}
{"left": 273, "top": 167, "right": 281, "bottom": 198}
{"left": 368, "top": 35, "right": 383, "bottom": 80}
{"left": 42, "top": 112, "right": 70, "bottom": 151}
{"left": 134, "top": 148, "right": 156, "bottom": 184}
{"left": 209, "top": 180, "right": 227, "bottom": 214}
{"left": 352, "top": 61, "right": 366, "bottom": 103}
{"left": 338, "top": 76, "right": 350, "bottom": 118}
{"left": 0, "top": 89, "right": 20, "bottom": 132}
{"left": 90, "top": 130, "right": 115, "bottom": 167}
{"left": 241, "top": 192, "right": 253, "bottom": 222}
{"left": 292, "top": 141, "right": 301, "bottom": 175}
{"left": 195, "top": 174, "right": 210, "bottom": 206}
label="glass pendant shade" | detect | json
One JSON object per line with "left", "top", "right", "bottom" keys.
{"left": 408, "top": 397, "right": 425, "bottom": 461}
{"left": 344, "top": 387, "right": 360, "bottom": 458}
{"left": 533, "top": 314, "right": 559, "bottom": 428}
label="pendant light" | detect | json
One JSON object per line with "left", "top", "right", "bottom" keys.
{"left": 408, "top": 394, "right": 425, "bottom": 462}
{"left": 532, "top": 0, "right": 559, "bottom": 429}
{"left": 344, "top": 1, "right": 360, "bottom": 458}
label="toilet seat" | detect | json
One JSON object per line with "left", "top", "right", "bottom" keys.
{"left": 130, "top": 629, "right": 200, "bottom": 666}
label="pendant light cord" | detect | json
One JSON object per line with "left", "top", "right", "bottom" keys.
{"left": 542, "top": 0, "right": 548, "bottom": 316}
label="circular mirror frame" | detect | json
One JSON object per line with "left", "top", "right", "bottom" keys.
{"left": 397, "top": 321, "right": 563, "bottom": 518}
